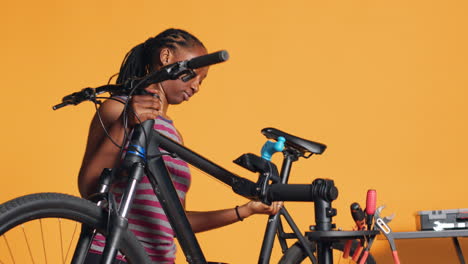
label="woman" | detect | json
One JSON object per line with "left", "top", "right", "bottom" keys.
{"left": 78, "top": 28, "right": 281, "bottom": 263}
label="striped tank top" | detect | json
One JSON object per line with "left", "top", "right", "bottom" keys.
{"left": 90, "top": 115, "right": 191, "bottom": 263}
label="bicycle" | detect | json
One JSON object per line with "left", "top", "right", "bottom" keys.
{"left": 0, "top": 50, "right": 377, "bottom": 264}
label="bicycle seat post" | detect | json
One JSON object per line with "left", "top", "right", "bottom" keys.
{"left": 279, "top": 149, "right": 301, "bottom": 184}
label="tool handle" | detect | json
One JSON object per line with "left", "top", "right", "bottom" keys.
{"left": 352, "top": 244, "right": 363, "bottom": 262}
{"left": 351, "top": 202, "right": 366, "bottom": 230}
{"left": 365, "top": 189, "right": 377, "bottom": 229}
{"left": 342, "top": 239, "right": 353, "bottom": 258}
{"left": 365, "top": 189, "right": 376, "bottom": 215}
{"left": 392, "top": 251, "right": 400, "bottom": 264}
{"left": 358, "top": 250, "right": 370, "bottom": 264}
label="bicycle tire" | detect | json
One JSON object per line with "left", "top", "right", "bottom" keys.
{"left": 278, "top": 240, "right": 376, "bottom": 264}
{"left": 0, "top": 192, "right": 151, "bottom": 263}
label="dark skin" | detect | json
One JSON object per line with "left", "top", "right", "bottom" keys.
{"left": 78, "top": 45, "right": 282, "bottom": 233}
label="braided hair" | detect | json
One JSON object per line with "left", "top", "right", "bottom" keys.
{"left": 116, "top": 28, "right": 205, "bottom": 84}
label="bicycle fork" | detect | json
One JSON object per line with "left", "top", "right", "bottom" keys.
{"left": 71, "top": 168, "right": 114, "bottom": 264}
{"left": 71, "top": 162, "right": 145, "bottom": 264}
{"left": 100, "top": 162, "right": 145, "bottom": 264}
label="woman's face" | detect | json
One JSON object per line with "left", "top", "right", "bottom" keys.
{"left": 159, "top": 46, "right": 209, "bottom": 105}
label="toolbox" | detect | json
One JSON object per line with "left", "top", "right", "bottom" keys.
{"left": 418, "top": 209, "right": 468, "bottom": 231}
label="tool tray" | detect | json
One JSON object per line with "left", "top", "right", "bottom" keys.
{"left": 418, "top": 208, "right": 468, "bottom": 231}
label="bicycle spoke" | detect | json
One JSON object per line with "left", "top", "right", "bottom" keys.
{"left": 64, "top": 221, "right": 79, "bottom": 263}
{"left": 2, "top": 234, "right": 16, "bottom": 264}
{"left": 21, "top": 224, "right": 36, "bottom": 264}
{"left": 58, "top": 218, "right": 65, "bottom": 264}
{"left": 39, "top": 219, "right": 48, "bottom": 264}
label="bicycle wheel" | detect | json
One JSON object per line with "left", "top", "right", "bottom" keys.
{"left": 278, "top": 240, "right": 376, "bottom": 264}
{"left": 0, "top": 192, "right": 150, "bottom": 264}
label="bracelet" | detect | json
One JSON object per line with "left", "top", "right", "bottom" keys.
{"left": 235, "top": 205, "right": 244, "bottom": 221}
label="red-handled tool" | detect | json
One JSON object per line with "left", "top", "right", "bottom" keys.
{"left": 344, "top": 202, "right": 368, "bottom": 260}
{"left": 376, "top": 217, "right": 400, "bottom": 264}
{"left": 358, "top": 236, "right": 376, "bottom": 264}
{"left": 358, "top": 190, "right": 377, "bottom": 263}
{"left": 351, "top": 244, "right": 364, "bottom": 262}
{"left": 365, "top": 189, "right": 377, "bottom": 230}
{"left": 342, "top": 239, "right": 353, "bottom": 259}
{"left": 352, "top": 202, "right": 366, "bottom": 261}
{"left": 351, "top": 202, "right": 366, "bottom": 229}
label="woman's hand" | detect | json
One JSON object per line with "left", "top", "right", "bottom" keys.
{"left": 126, "top": 84, "right": 163, "bottom": 127}
{"left": 239, "top": 201, "right": 284, "bottom": 219}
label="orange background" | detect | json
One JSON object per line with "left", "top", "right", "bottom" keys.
{"left": 1, "top": 0, "right": 467, "bottom": 263}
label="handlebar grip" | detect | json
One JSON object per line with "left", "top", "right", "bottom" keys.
{"left": 52, "top": 102, "right": 69, "bottom": 110}
{"left": 186, "top": 50, "right": 229, "bottom": 69}
{"left": 267, "top": 184, "right": 314, "bottom": 201}
{"left": 267, "top": 183, "right": 338, "bottom": 202}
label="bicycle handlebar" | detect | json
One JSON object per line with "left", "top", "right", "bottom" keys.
{"left": 52, "top": 50, "right": 229, "bottom": 110}
{"left": 267, "top": 181, "right": 338, "bottom": 202}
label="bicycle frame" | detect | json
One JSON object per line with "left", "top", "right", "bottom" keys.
{"left": 72, "top": 119, "right": 262, "bottom": 263}
{"left": 72, "top": 119, "right": 341, "bottom": 264}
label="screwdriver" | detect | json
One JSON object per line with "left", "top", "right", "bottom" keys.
{"left": 365, "top": 189, "right": 377, "bottom": 230}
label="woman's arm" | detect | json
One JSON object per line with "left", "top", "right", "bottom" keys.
{"left": 78, "top": 86, "right": 162, "bottom": 198}
{"left": 78, "top": 99, "right": 127, "bottom": 198}
{"left": 187, "top": 201, "right": 282, "bottom": 233}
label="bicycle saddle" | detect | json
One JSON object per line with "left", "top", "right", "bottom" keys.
{"left": 261, "top": 127, "right": 327, "bottom": 157}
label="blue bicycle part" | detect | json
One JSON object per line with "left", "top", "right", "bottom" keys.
{"left": 261, "top": 136, "right": 286, "bottom": 161}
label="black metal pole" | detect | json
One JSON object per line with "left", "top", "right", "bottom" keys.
{"left": 280, "top": 207, "right": 317, "bottom": 264}
{"left": 279, "top": 150, "right": 299, "bottom": 184}
{"left": 157, "top": 133, "right": 258, "bottom": 199}
{"left": 258, "top": 213, "right": 281, "bottom": 264}
{"left": 315, "top": 199, "right": 333, "bottom": 264}
{"left": 452, "top": 237, "right": 466, "bottom": 264}
{"left": 276, "top": 217, "right": 288, "bottom": 253}
{"left": 146, "top": 132, "right": 207, "bottom": 264}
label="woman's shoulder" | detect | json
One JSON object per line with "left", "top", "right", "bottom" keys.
{"left": 95, "top": 97, "right": 127, "bottom": 119}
